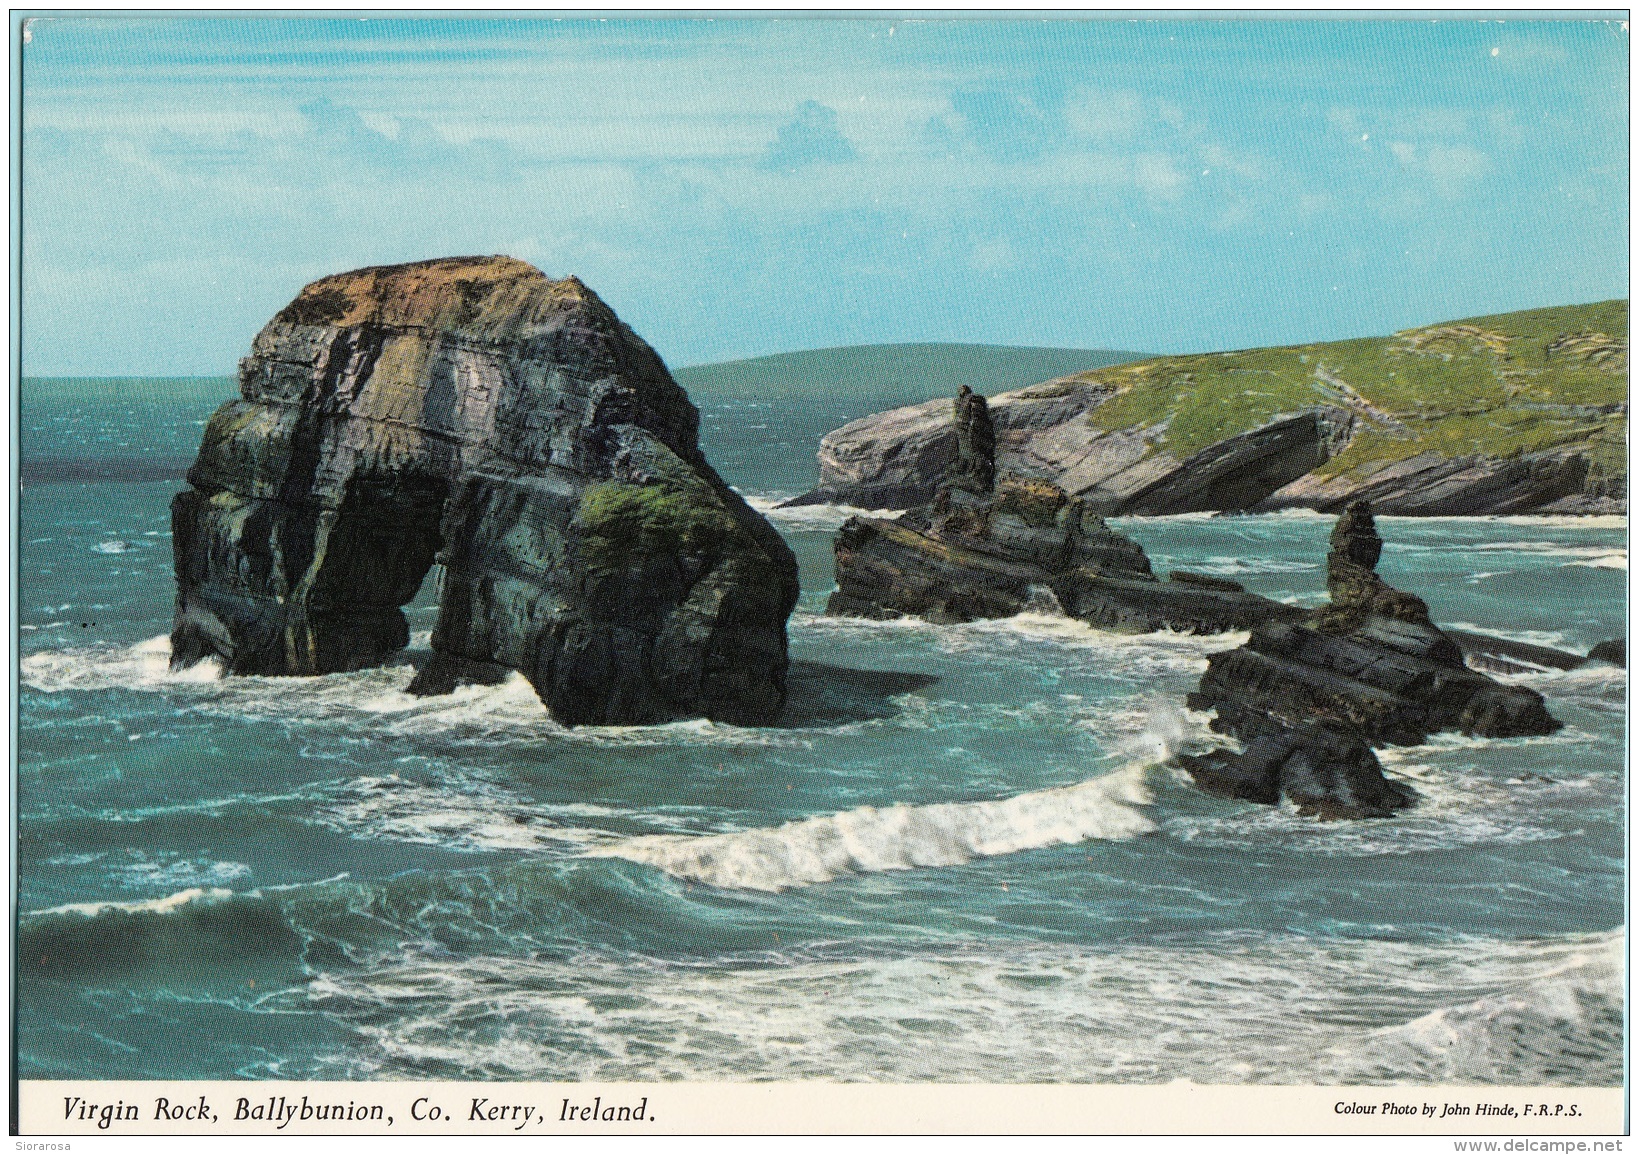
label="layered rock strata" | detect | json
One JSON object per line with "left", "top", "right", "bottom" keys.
{"left": 171, "top": 256, "right": 799, "bottom": 725}
{"left": 792, "top": 385, "right": 1350, "bottom": 515}
{"left": 1182, "top": 502, "right": 1561, "bottom": 818}
{"left": 786, "top": 304, "right": 1627, "bottom": 516}
{"left": 827, "top": 392, "right": 1300, "bottom": 633}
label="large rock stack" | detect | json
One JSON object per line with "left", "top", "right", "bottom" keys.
{"left": 827, "top": 389, "right": 1302, "bottom": 633}
{"left": 170, "top": 256, "right": 799, "bottom": 725}
{"left": 1182, "top": 501, "right": 1561, "bottom": 817}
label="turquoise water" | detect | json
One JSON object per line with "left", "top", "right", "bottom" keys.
{"left": 15, "top": 381, "right": 1627, "bottom": 1082}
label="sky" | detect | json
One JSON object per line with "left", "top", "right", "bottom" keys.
{"left": 18, "top": 14, "right": 1630, "bottom": 376}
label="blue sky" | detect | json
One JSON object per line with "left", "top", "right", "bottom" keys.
{"left": 19, "top": 15, "right": 1629, "bottom": 376}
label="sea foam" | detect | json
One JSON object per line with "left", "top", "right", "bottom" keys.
{"left": 587, "top": 761, "right": 1157, "bottom": 891}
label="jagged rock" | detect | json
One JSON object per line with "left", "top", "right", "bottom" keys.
{"left": 1184, "top": 501, "right": 1561, "bottom": 818}
{"left": 170, "top": 256, "right": 799, "bottom": 725}
{"left": 948, "top": 385, "right": 996, "bottom": 495}
{"left": 826, "top": 390, "right": 1300, "bottom": 634}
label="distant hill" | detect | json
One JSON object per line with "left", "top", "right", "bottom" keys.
{"left": 676, "top": 343, "right": 1146, "bottom": 496}
{"left": 675, "top": 343, "right": 1145, "bottom": 409}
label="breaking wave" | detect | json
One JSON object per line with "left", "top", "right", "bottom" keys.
{"left": 294, "top": 929, "right": 1624, "bottom": 1084}
{"left": 589, "top": 761, "right": 1158, "bottom": 891}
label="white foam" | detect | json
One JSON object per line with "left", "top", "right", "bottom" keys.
{"left": 742, "top": 493, "right": 907, "bottom": 532}
{"left": 1183, "top": 555, "right": 1319, "bottom": 575}
{"left": 299, "top": 928, "right": 1624, "bottom": 1084}
{"left": 19, "top": 639, "right": 810, "bottom": 749}
{"left": 1321, "top": 931, "right": 1625, "bottom": 1084}
{"left": 1379, "top": 513, "right": 1628, "bottom": 530}
{"left": 1396, "top": 540, "right": 1627, "bottom": 567}
{"left": 310, "top": 775, "right": 617, "bottom": 854}
{"left": 32, "top": 885, "right": 237, "bottom": 920}
{"left": 92, "top": 540, "right": 133, "bottom": 554}
{"left": 115, "top": 858, "right": 252, "bottom": 891}
{"left": 1565, "top": 554, "right": 1627, "bottom": 570}
{"left": 588, "top": 762, "right": 1156, "bottom": 891}
{"left": 20, "top": 634, "right": 223, "bottom": 692}
{"left": 1444, "top": 621, "right": 1573, "bottom": 650}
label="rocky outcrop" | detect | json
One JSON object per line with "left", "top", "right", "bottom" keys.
{"left": 1255, "top": 447, "right": 1598, "bottom": 515}
{"left": 788, "top": 381, "right": 1347, "bottom": 515}
{"left": 826, "top": 392, "right": 1301, "bottom": 633}
{"left": 1182, "top": 502, "right": 1561, "bottom": 818}
{"left": 1588, "top": 638, "right": 1626, "bottom": 667}
{"left": 170, "top": 256, "right": 799, "bottom": 726}
{"left": 786, "top": 303, "right": 1628, "bottom": 516}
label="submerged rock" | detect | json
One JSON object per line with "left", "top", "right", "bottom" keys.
{"left": 826, "top": 390, "right": 1299, "bottom": 634}
{"left": 170, "top": 256, "right": 798, "bottom": 725}
{"left": 1587, "top": 638, "right": 1626, "bottom": 667}
{"left": 1183, "top": 501, "right": 1561, "bottom": 818}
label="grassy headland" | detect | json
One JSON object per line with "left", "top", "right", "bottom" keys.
{"left": 1073, "top": 301, "right": 1626, "bottom": 484}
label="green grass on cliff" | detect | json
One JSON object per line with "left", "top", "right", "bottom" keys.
{"left": 1077, "top": 300, "right": 1627, "bottom": 480}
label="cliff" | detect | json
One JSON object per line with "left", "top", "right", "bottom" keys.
{"left": 170, "top": 256, "right": 799, "bottom": 725}
{"left": 788, "top": 301, "right": 1627, "bottom": 516}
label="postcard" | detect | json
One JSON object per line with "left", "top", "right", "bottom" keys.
{"left": 10, "top": 10, "right": 1628, "bottom": 1141}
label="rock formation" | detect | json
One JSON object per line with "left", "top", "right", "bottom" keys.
{"left": 1587, "top": 638, "right": 1626, "bottom": 668}
{"left": 1181, "top": 501, "right": 1562, "bottom": 818}
{"left": 791, "top": 384, "right": 1351, "bottom": 515}
{"left": 785, "top": 303, "right": 1627, "bottom": 517}
{"left": 826, "top": 390, "right": 1301, "bottom": 633}
{"left": 170, "top": 256, "right": 799, "bottom": 725}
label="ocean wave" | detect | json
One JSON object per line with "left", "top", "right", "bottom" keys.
{"left": 797, "top": 608, "right": 1245, "bottom": 668}
{"left": 1317, "top": 931, "right": 1625, "bottom": 1084}
{"left": 1445, "top": 621, "right": 1574, "bottom": 650}
{"left": 742, "top": 494, "right": 907, "bottom": 532}
{"left": 296, "top": 929, "right": 1624, "bottom": 1084}
{"left": 20, "top": 635, "right": 224, "bottom": 692}
{"left": 308, "top": 775, "right": 620, "bottom": 855}
{"left": 1175, "top": 555, "right": 1319, "bottom": 576}
{"left": 1392, "top": 540, "right": 1627, "bottom": 567}
{"left": 18, "top": 886, "right": 303, "bottom": 978}
{"left": 1378, "top": 514, "right": 1627, "bottom": 530}
{"left": 19, "top": 637, "right": 819, "bottom": 750}
{"left": 587, "top": 762, "right": 1157, "bottom": 891}
{"left": 1564, "top": 554, "right": 1627, "bottom": 570}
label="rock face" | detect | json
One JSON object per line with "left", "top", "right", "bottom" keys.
{"left": 786, "top": 302, "right": 1627, "bottom": 516}
{"left": 1257, "top": 447, "right": 1609, "bottom": 516}
{"left": 1182, "top": 502, "right": 1562, "bottom": 818}
{"left": 793, "top": 384, "right": 1352, "bottom": 516}
{"left": 171, "top": 256, "right": 799, "bottom": 725}
{"left": 826, "top": 391, "right": 1301, "bottom": 634}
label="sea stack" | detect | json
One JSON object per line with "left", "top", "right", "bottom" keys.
{"left": 169, "top": 256, "right": 799, "bottom": 725}
{"left": 827, "top": 387, "right": 1302, "bottom": 633}
{"left": 1182, "top": 500, "right": 1561, "bottom": 818}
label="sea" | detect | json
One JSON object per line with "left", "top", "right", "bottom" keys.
{"left": 14, "top": 378, "right": 1628, "bottom": 1083}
